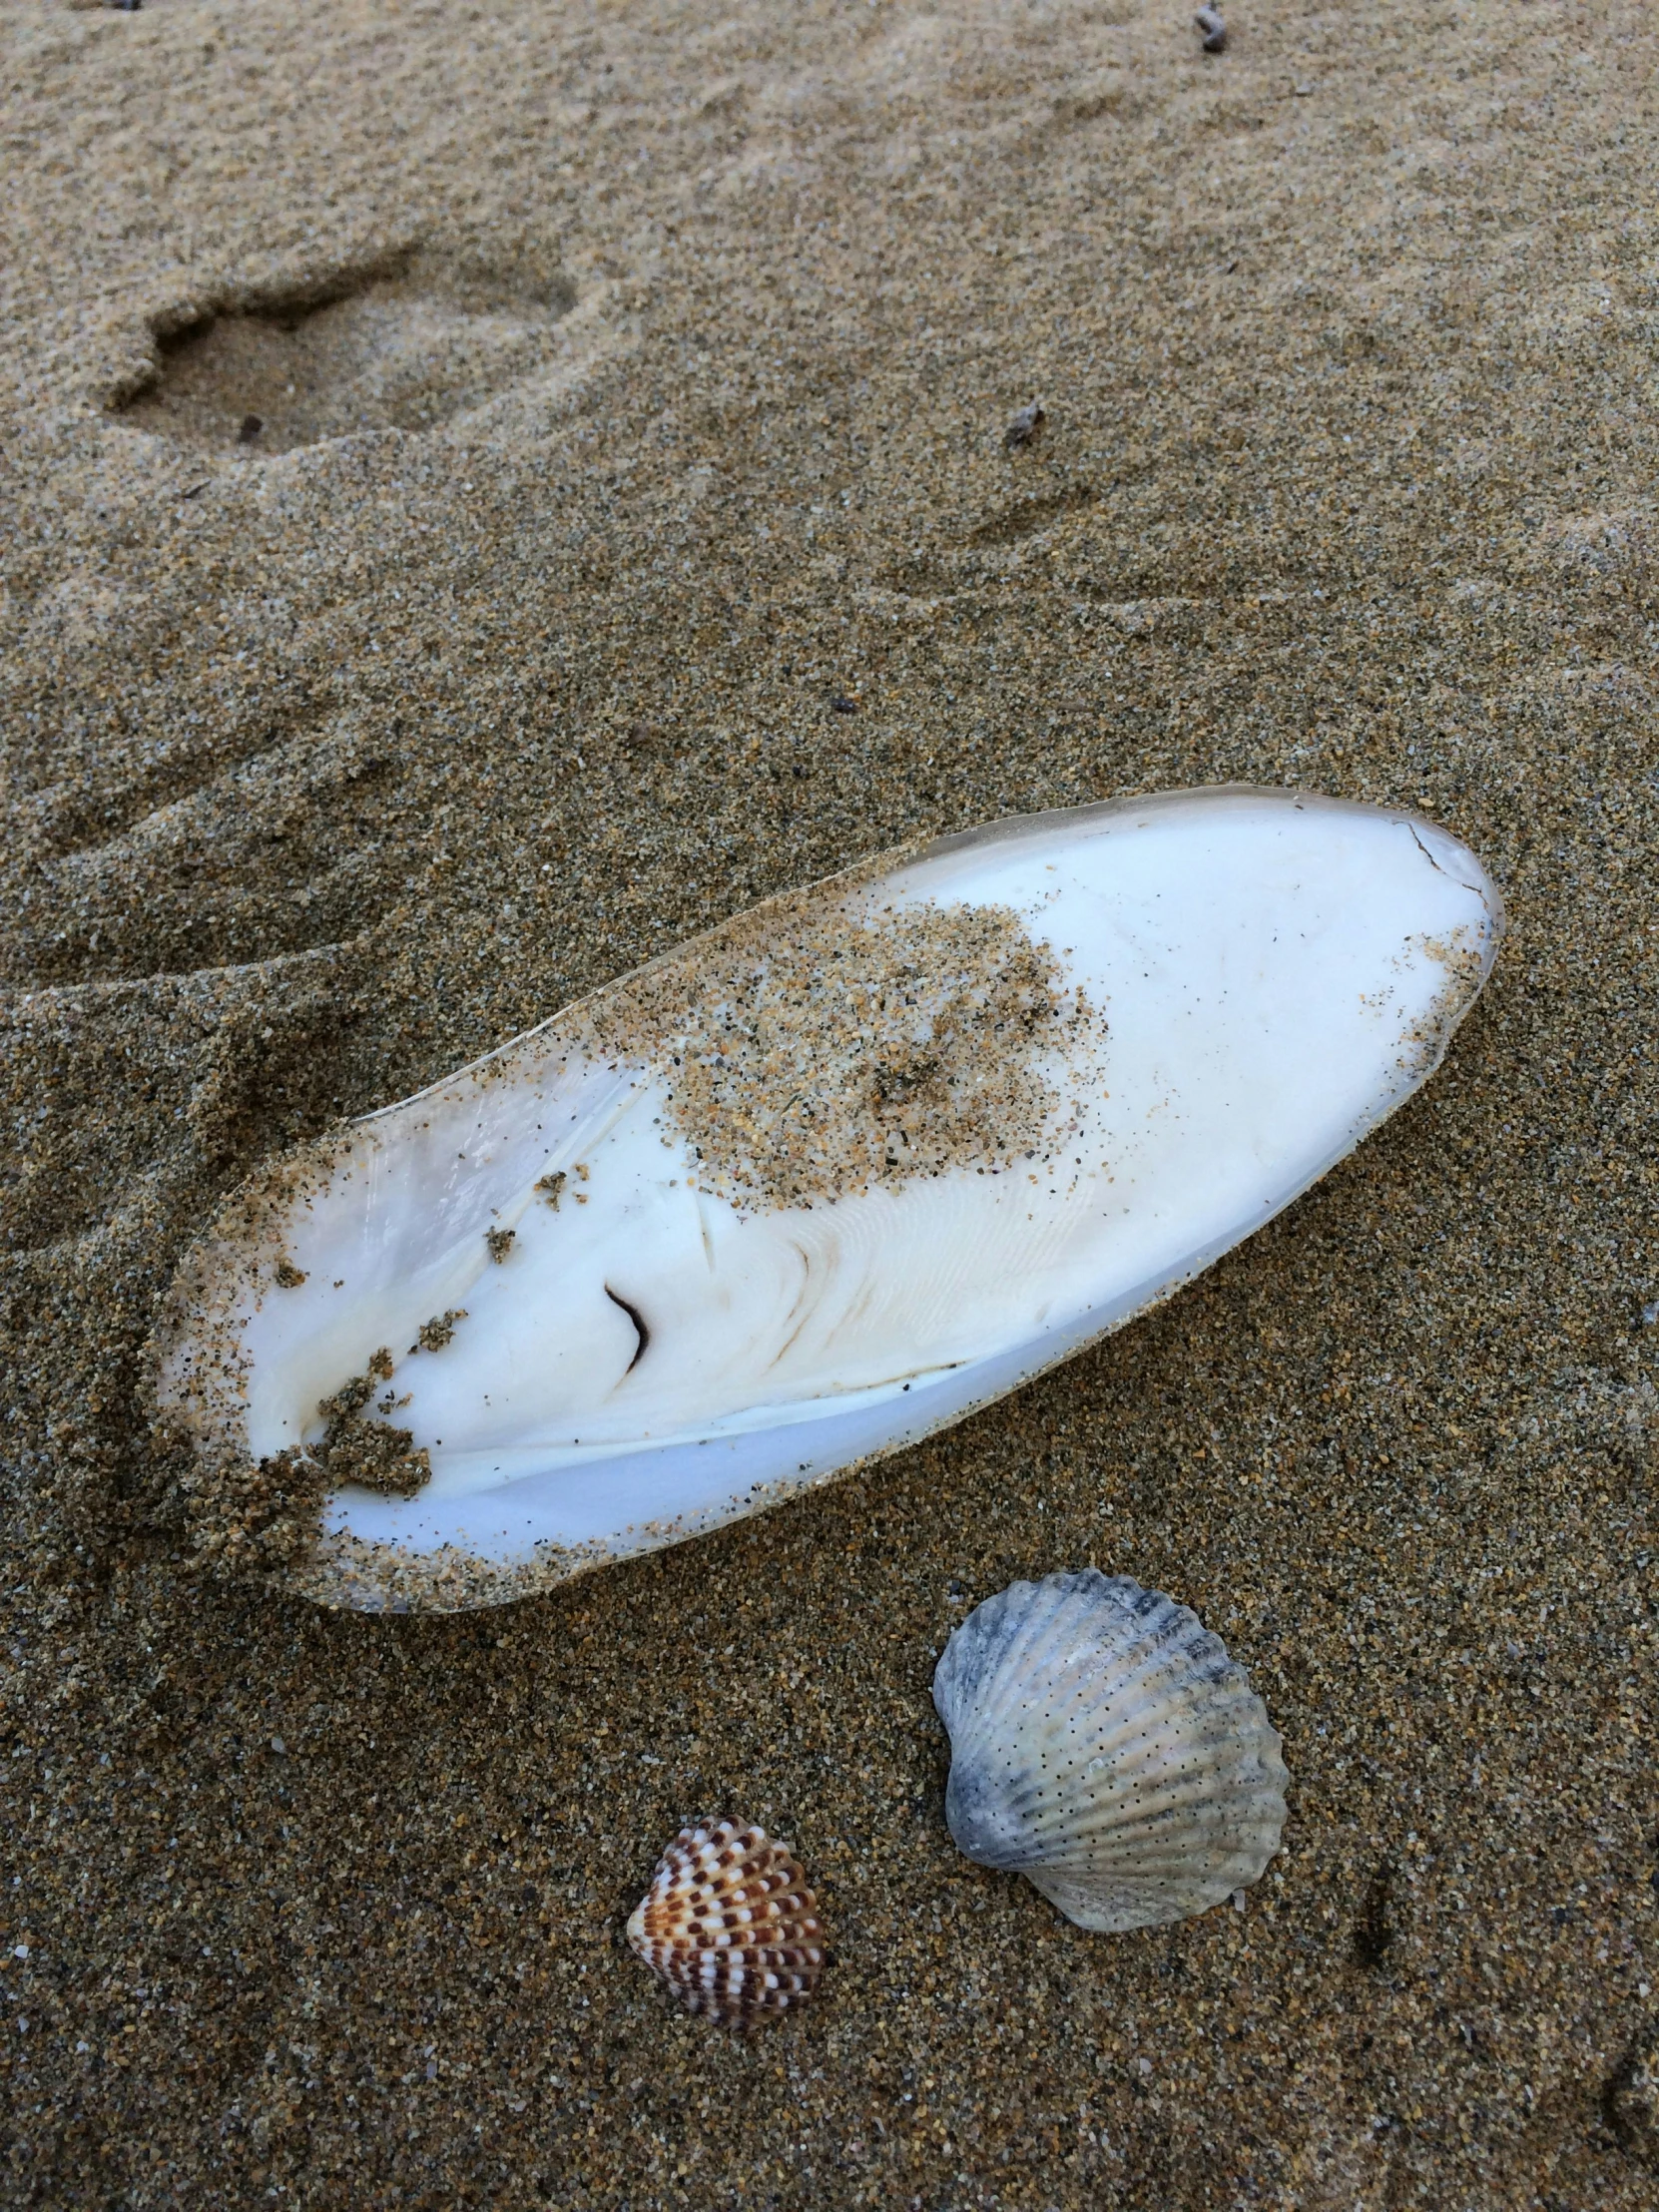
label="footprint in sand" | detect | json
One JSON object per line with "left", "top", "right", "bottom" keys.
{"left": 109, "top": 252, "right": 580, "bottom": 456}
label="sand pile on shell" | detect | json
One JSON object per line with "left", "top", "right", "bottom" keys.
{"left": 585, "top": 883, "right": 1087, "bottom": 1212}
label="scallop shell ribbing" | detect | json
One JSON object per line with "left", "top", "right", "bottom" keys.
{"left": 932, "top": 1570, "right": 1288, "bottom": 1933}
{"left": 626, "top": 1820, "right": 826, "bottom": 2027}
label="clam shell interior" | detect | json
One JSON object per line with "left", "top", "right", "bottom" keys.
{"left": 150, "top": 786, "right": 1502, "bottom": 1609}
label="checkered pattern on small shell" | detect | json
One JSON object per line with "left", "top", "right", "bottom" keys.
{"left": 625, "top": 1819, "right": 825, "bottom": 2027}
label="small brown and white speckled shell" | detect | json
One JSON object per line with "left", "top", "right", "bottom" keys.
{"left": 626, "top": 1820, "right": 826, "bottom": 2027}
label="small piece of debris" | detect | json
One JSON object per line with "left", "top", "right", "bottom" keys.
{"left": 1353, "top": 1865, "right": 1395, "bottom": 1968}
{"left": 1641, "top": 1299, "right": 1659, "bottom": 1327}
{"left": 274, "top": 1261, "right": 308, "bottom": 1289}
{"left": 310, "top": 1360, "right": 429, "bottom": 1497}
{"left": 415, "top": 1310, "right": 467, "bottom": 1353}
{"left": 318, "top": 1374, "right": 376, "bottom": 1424}
{"left": 1604, "top": 2030, "right": 1659, "bottom": 2170}
{"left": 830, "top": 695, "right": 858, "bottom": 715}
{"left": 486, "top": 1228, "right": 516, "bottom": 1263}
{"left": 536, "top": 1171, "right": 567, "bottom": 1210}
{"left": 1194, "top": 4, "right": 1227, "bottom": 52}
{"left": 237, "top": 413, "right": 264, "bottom": 444}
{"left": 1003, "top": 401, "right": 1046, "bottom": 451}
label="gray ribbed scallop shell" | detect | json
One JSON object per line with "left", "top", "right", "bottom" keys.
{"left": 932, "top": 1569, "right": 1288, "bottom": 1933}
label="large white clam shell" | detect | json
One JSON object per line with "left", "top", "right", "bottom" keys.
{"left": 932, "top": 1569, "right": 1289, "bottom": 1931}
{"left": 149, "top": 787, "right": 1501, "bottom": 1609}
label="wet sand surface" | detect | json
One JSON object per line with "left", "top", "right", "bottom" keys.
{"left": 2, "top": 0, "right": 1656, "bottom": 2203}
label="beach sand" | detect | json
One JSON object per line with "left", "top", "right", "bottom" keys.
{"left": 2, "top": 0, "right": 1656, "bottom": 2202}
